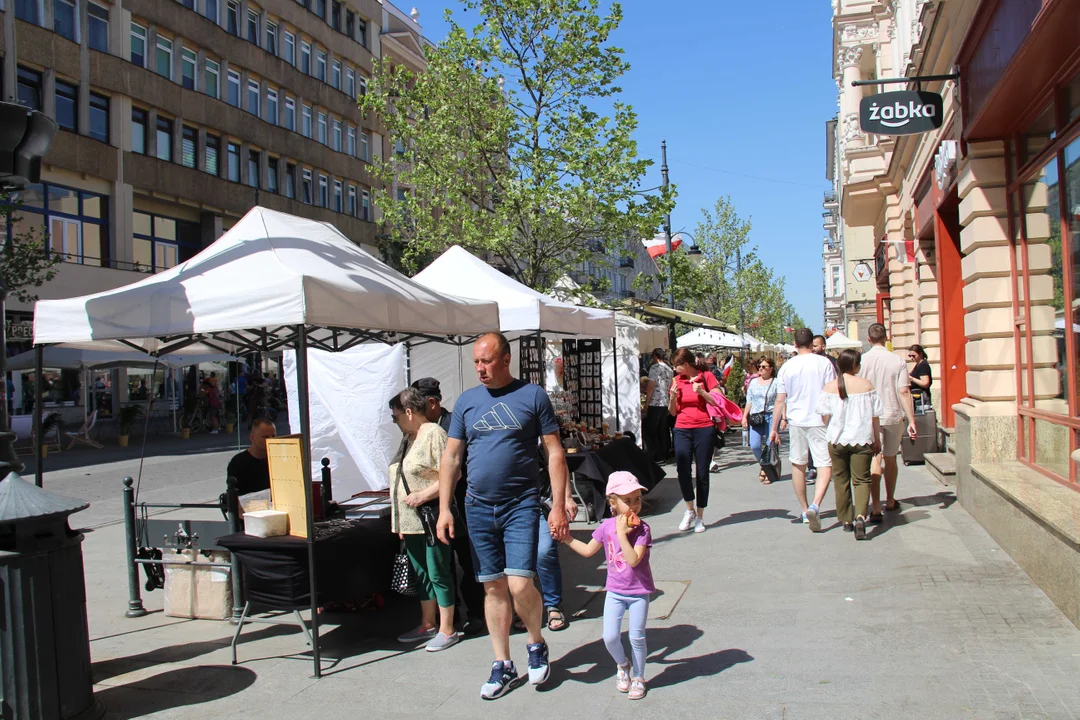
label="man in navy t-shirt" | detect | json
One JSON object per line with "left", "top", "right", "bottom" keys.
{"left": 437, "top": 332, "right": 570, "bottom": 699}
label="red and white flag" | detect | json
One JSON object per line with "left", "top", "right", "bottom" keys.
{"left": 642, "top": 234, "right": 682, "bottom": 259}
{"left": 721, "top": 355, "right": 734, "bottom": 380}
{"left": 783, "top": 326, "right": 795, "bottom": 333}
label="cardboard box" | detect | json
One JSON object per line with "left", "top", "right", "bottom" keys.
{"left": 163, "top": 549, "right": 233, "bottom": 620}
{"left": 244, "top": 509, "right": 289, "bottom": 538}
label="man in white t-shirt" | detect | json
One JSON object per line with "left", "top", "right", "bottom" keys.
{"left": 770, "top": 328, "right": 837, "bottom": 532}
{"left": 858, "top": 323, "right": 917, "bottom": 519}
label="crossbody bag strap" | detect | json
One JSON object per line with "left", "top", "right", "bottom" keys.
{"left": 396, "top": 436, "right": 413, "bottom": 495}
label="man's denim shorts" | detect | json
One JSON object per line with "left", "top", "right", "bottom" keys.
{"left": 464, "top": 490, "right": 541, "bottom": 583}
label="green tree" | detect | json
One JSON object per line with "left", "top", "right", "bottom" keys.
{"left": 359, "top": 0, "right": 670, "bottom": 288}
{"left": 0, "top": 194, "right": 59, "bottom": 303}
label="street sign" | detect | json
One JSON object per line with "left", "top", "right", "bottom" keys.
{"left": 852, "top": 262, "right": 873, "bottom": 282}
{"left": 860, "top": 90, "right": 944, "bottom": 136}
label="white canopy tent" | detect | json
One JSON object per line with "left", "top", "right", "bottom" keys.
{"left": 30, "top": 207, "right": 501, "bottom": 678}
{"left": 826, "top": 331, "right": 863, "bottom": 350}
{"left": 677, "top": 328, "right": 744, "bottom": 350}
{"left": 6, "top": 345, "right": 236, "bottom": 371}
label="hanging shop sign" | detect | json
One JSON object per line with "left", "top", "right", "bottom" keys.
{"left": 5, "top": 317, "right": 33, "bottom": 344}
{"left": 860, "top": 90, "right": 944, "bottom": 136}
{"left": 852, "top": 262, "right": 873, "bottom": 283}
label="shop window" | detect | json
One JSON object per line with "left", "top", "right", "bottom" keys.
{"left": 88, "top": 92, "right": 109, "bottom": 142}
{"left": 7, "top": 182, "right": 108, "bottom": 267}
{"left": 54, "top": 0, "right": 77, "bottom": 42}
{"left": 88, "top": 2, "right": 109, "bottom": 52}
{"left": 17, "top": 66, "right": 42, "bottom": 111}
{"left": 1067, "top": 71, "right": 1080, "bottom": 125}
{"left": 131, "top": 107, "right": 147, "bottom": 153}
{"left": 205, "top": 133, "right": 220, "bottom": 175}
{"left": 130, "top": 22, "right": 146, "bottom": 66}
{"left": 54, "top": 80, "right": 77, "bottom": 132}
{"left": 133, "top": 211, "right": 199, "bottom": 272}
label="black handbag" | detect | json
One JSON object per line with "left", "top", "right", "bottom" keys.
{"left": 748, "top": 379, "right": 777, "bottom": 427}
{"left": 396, "top": 437, "right": 442, "bottom": 548}
{"left": 390, "top": 541, "right": 420, "bottom": 596}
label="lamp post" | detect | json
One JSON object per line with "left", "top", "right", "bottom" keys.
{"left": 660, "top": 140, "right": 673, "bottom": 309}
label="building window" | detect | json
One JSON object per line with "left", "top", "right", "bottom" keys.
{"left": 300, "top": 41, "right": 311, "bottom": 74}
{"left": 284, "top": 31, "right": 295, "bottom": 65}
{"left": 301, "top": 103, "right": 312, "bottom": 137}
{"left": 16, "top": 67, "right": 43, "bottom": 111}
{"left": 317, "top": 112, "right": 327, "bottom": 145}
{"left": 345, "top": 67, "right": 355, "bottom": 98}
{"left": 330, "top": 0, "right": 341, "bottom": 31}
{"left": 266, "top": 21, "right": 277, "bottom": 55}
{"left": 345, "top": 9, "right": 354, "bottom": 37}
{"left": 132, "top": 212, "right": 199, "bottom": 273}
{"left": 357, "top": 17, "right": 366, "bottom": 47}
{"left": 359, "top": 131, "right": 369, "bottom": 162}
{"left": 285, "top": 96, "right": 296, "bottom": 131}
{"left": 333, "top": 180, "right": 342, "bottom": 213}
{"left": 15, "top": 0, "right": 42, "bottom": 24}
{"left": 226, "top": 141, "right": 240, "bottom": 181}
{"left": 361, "top": 189, "right": 370, "bottom": 220}
{"left": 267, "top": 157, "right": 278, "bottom": 193}
{"left": 318, "top": 174, "right": 328, "bottom": 208}
{"left": 247, "top": 78, "right": 260, "bottom": 116}
{"left": 204, "top": 0, "right": 219, "bottom": 23}
{"left": 10, "top": 183, "right": 109, "bottom": 267}
{"left": 314, "top": 0, "right": 324, "bottom": 18}
{"left": 301, "top": 169, "right": 312, "bottom": 204}
{"left": 155, "top": 35, "right": 173, "bottom": 80}
{"left": 130, "top": 22, "right": 147, "bottom": 67}
{"left": 131, "top": 107, "right": 147, "bottom": 153}
{"left": 88, "top": 92, "right": 109, "bottom": 142}
{"left": 285, "top": 163, "right": 296, "bottom": 199}
{"left": 156, "top": 117, "right": 173, "bottom": 161}
{"left": 181, "top": 47, "right": 197, "bottom": 90}
{"left": 331, "top": 59, "right": 341, "bottom": 89}
{"left": 88, "top": 2, "right": 109, "bottom": 52}
{"left": 182, "top": 0, "right": 194, "bottom": 9}
{"left": 267, "top": 88, "right": 278, "bottom": 125}
{"left": 246, "top": 9, "right": 259, "bottom": 45}
{"left": 831, "top": 265, "right": 841, "bottom": 298}
{"left": 205, "top": 133, "right": 220, "bottom": 175}
{"left": 53, "top": 0, "right": 77, "bottom": 42}
{"left": 227, "top": 69, "right": 241, "bottom": 107}
{"left": 54, "top": 80, "right": 77, "bottom": 132}
{"left": 247, "top": 149, "right": 260, "bottom": 188}
{"left": 226, "top": 0, "right": 239, "bottom": 35}
{"left": 332, "top": 119, "right": 341, "bottom": 151}
{"left": 316, "top": 50, "right": 327, "bottom": 82}
{"left": 347, "top": 126, "right": 356, "bottom": 156}
{"left": 204, "top": 58, "right": 220, "bottom": 99}
{"left": 358, "top": 75, "right": 367, "bottom": 97}
{"left": 181, "top": 125, "right": 196, "bottom": 168}
{"left": 347, "top": 185, "right": 356, "bottom": 216}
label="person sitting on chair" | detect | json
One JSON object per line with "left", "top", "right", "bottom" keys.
{"left": 226, "top": 417, "right": 277, "bottom": 496}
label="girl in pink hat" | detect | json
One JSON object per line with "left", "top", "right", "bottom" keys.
{"left": 561, "top": 471, "right": 655, "bottom": 700}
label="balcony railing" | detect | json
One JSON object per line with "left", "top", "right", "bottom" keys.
{"left": 823, "top": 190, "right": 838, "bottom": 205}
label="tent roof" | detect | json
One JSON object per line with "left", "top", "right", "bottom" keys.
{"left": 623, "top": 301, "right": 737, "bottom": 333}
{"left": 33, "top": 207, "right": 500, "bottom": 347}
{"left": 677, "top": 328, "right": 744, "bottom": 350}
{"left": 5, "top": 345, "right": 236, "bottom": 371}
{"left": 552, "top": 275, "right": 667, "bottom": 348}
{"left": 825, "top": 331, "right": 863, "bottom": 350}
{"left": 413, "top": 247, "right": 615, "bottom": 336}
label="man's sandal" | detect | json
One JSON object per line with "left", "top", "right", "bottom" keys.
{"left": 547, "top": 607, "right": 568, "bottom": 632}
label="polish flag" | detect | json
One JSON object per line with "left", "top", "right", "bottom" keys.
{"left": 783, "top": 326, "right": 795, "bottom": 333}
{"left": 642, "top": 234, "right": 682, "bottom": 259}
{"left": 721, "top": 355, "right": 734, "bottom": 380}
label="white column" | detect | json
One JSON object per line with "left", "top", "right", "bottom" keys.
{"left": 837, "top": 46, "right": 864, "bottom": 152}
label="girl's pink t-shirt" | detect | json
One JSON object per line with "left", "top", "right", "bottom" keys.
{"left": 673, "top": 372, "right": 719, "bottom": 429}
{"left": 591, "top": 517, "right": 655, "bottom": 596}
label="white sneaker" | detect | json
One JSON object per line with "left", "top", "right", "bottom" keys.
{"left": 694, "top": 517, "right": 706, "bottom": 533}
{"left": 709, "top": 461, "right": 721, "bottom": 472}
{"left": 678, "top": 510, "right": 695, "bottom": 531}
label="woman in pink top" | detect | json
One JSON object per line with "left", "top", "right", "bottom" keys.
{"left": 668, "top": 348, "right": 721, "bottom": 534}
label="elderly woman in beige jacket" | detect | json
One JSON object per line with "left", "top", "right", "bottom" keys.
{"left": 389, "top": 387, "right": 459, "bottom": 652}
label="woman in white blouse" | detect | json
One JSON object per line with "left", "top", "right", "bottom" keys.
{"left": 815, "top": 349, "right": 882, "bottom": 540}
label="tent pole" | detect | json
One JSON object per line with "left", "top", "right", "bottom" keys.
{"left": 612, "top": 336, "right": 620, "bottom": 432}
{"left": 294, "top": 325, "right": 321, "bottom": 679}
{"left": 235, "top": 373, "right": 241, "bottom": 449}
{"left": 404, "top": 342, "right": 411, "bottom": 385}
{"left": 82, "top": 366, "right": 88, "bottom": 425}
{"left": 34, "top": 343, "right": 43, "bottom": 487}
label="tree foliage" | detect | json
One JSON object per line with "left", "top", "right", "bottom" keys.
{"left": 635, "top": 196, "right": 804, "bottom": 343}
{"left": 360, "top": 0, "right": 671, "bottom": 289}
{"left": 0, "top": 194, "right": 59, "bottom": 303}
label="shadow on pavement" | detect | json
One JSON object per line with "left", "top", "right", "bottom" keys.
{"left": 651, "top": 509, "right": 797, "bottom": 545}
{"left": 541, "top": 624, "right": 753, "bottom": 691}
{"left": 95, "top": 665, "right": 256, "bottom": 719}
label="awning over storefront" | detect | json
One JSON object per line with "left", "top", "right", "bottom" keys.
{"left": 623, "top": 301, "right": 737, "bottom": 333}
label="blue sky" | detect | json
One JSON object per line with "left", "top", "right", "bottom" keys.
{"left": 409, "top": 1, "right": 836, "bottom": 327}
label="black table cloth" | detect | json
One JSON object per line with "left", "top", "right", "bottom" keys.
{"left": 565, "top": 437, "right": 665, "bottom": 521}
{"left": 217, "top": 517, "right": 398, "bottom": 611}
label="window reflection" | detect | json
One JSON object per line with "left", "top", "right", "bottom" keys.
{"left": 1027, "top": 158, "right": 1068, "bottom": 413}
{"left": 1065, "top": 136, "right": 1080, "bottom": 415}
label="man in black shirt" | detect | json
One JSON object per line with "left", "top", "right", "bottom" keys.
{"left": 412, "top": 377, "right": 486, "bottom": 636}
{"left": 226, "top": 417, "right": 277, "bottom": 496}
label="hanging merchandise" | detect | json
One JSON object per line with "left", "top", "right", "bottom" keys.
{"left": 519, "top": 335, "right": 545, "bottom": 386}
{"left": 561, "top": 339, "right": 580, "bottom": 421}
{"left": 577, "top": 339, "right": 603, "bottom": 430}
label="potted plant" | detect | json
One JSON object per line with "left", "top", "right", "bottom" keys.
{"left": 118, "top": 405, "right": 144, "bottom": 447}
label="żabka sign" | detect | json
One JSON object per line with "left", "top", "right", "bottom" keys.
{"left": 859, "top": 90, "right": 944, "bottom": 136}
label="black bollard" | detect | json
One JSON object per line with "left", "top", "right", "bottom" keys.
{"left": 123, "top": 477, "right": 147, "bottom": 618}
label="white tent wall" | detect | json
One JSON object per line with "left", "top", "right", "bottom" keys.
{"left": 284, "top": 343, "right": 406, "bottom": 498}
{"left": 603, "top": 325, "right": 642, "bottom": 443}
{"left": 405, "top": 341, "right": 485, "bottom": 413}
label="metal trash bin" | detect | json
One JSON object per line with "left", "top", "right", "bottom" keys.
{"left": 0, "top": 471, "right": 102, "bottom": 720}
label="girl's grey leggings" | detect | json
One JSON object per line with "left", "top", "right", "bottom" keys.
{"left": 603, "top": 591, "right": 650, "bottom": 678}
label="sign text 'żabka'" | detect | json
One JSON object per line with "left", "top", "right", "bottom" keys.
{"left": 859, "top": 90, "right": 944, "bottom": 136}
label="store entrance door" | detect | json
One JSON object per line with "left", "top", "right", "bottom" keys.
{"left": 935, "top": 190, "right": 966, "bottom": 428}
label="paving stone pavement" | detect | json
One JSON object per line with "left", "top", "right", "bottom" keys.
{"left": 75, "top": 440, "right": 1080, "bottom": 719}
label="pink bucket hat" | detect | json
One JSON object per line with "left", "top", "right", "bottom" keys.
{"left": 606, "top": 471, "right": 646, "bottom": 497}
